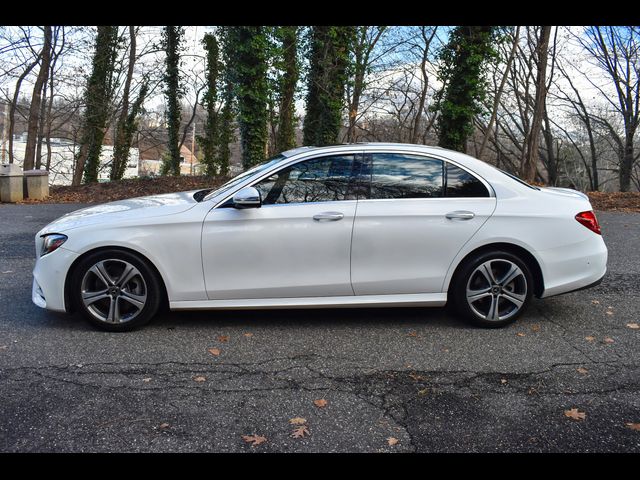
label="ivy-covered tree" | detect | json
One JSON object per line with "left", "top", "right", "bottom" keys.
{"left": 303, "top": 26, "right": 355, "bottom": 146}
{"left": 434, "top": 26, "right": 499, "bottom": 153}
{"left": 216, "top": 77, "right": 234, "bottom": 176}
{"left": 197, "top": 32, "right": 220, "bottom": 176}
{"left": 160, "top": 26, "right": 185, "bottom": 176}
{"left": 275, "top": 26, "right": 300, "bottom": 152}
{"left": 225, "top": 26, "right": 269, "bottom": 169}
{"left": 111, "top": 26, "right": 147, "bottom": 180}
{"left": 73, "top": 26, "right": 119, "bottom": 185}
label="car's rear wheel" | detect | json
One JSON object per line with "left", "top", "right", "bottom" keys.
{"left": 450, "top": 250, "right": 533, "bottom": 328}
{"left": 71, "top": 250, "right": 162, "bottom": 331}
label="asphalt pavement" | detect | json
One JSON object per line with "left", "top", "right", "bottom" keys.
{"left": 0, "top": 203, "right": 639, "bottom": 452}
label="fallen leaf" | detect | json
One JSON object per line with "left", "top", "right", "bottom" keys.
{"left": 564, "top": 408, "right": 586, "bottom": 421}
{"left": 606, "top": 311, "right": 614, "bottom": 316}
{"left": 314, "top": 399, "right": 328, "bottom": 408}
{"left": 531, "top": 324, "right": 541, "bottom": 332}
{"left": 142, "top": 377, "right": 152, "bottom": 383}
{"left": 242, "top": 434, "right": 267, "bottom": 446}
{"left": 387, "top": 437, "right": 399, "bottom": 446}
{"left": 159, "top": 423, "right": 170, "bottom": 429}
{"left": 208, "top": 348, "right": 221, "bottom": 356}
{"left": 243, "top": 333, "right": 254, "bottom": 337}
{"left": 500, "top": 378, "right": 508, "bottom": 384}
{"left": 217, "top": 335, "right": 230, "bottom": 343}
{"left": 417, "top": 388, "right": 429, "bottom": 396}
{"left": 603, "top": 337, "right": 615, "bottom": 344}
{"left": 626, "top": 323, "right": 640, "bottom": 330}
{"left": 193, "top": 376, "right": 206, "bottom": 383}
{"left": 408, "top": 373, "right": 425, "bottom": 382}
{"left": 625, "top": 423, "right": 640, "bottom": 431}
{"left": 576, "top": 367, "right": 589, "bottom": 375}
{"left": 289, "top": 417, "right": 307, "bottom": 425}
{"left": 585, "top": 336, "right": 596, "bottom": 342}
{"left": 591, "top": 300, "right": 600, "bottom": 305}
{"left": 291, "top": 425, "right": 310, "bottom": 438}
{"left": 516, "top": 332, "right": 526, "bottom": 337}
{"left": 0, "top": 345, "right": 7, "bottom": 350}
{"left": 442, "top": 348, "right": 450, "bottom": 353}
{"left": 408, "top": 331, "right": 418, "bottom": 337}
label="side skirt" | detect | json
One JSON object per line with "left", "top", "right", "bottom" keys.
{"left": 170, "top": 293, "right": 448, "bottom": 311}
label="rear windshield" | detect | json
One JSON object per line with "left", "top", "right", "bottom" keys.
{"left": 498, "top": 169, "right": 540, "bottom": 190}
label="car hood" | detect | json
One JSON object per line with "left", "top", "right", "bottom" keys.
{"left": 38, "top": 190, "right": 200, "bottom": 235}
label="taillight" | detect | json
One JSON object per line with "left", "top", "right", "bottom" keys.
{"left": 575, "top": 211, "right": 601, "bottom": 235}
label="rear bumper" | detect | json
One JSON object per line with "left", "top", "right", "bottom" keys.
{"left": 539, "top": 235, "right": 608, "bottom": 298}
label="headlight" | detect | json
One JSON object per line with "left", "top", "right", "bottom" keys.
{"left": 41, "top": 234, "right": 68, "bottom": 256}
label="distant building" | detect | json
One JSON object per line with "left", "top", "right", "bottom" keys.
{"left": 8, "top": 133, "right": 139, "bottom": 185}
{"left": 139, "top": 144, "right": 204, "bottom": 176}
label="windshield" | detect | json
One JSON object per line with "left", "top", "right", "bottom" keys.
{"left": 498, "top": 169, "right": 540, "bottom": 190}
{"left": 202, "top": 155, "right": 286, "bottom": 201}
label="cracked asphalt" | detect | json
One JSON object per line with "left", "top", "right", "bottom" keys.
{"left": 0, "top": 203, "right": 639, "bottom": 452}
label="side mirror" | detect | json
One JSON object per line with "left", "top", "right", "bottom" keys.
{"left": 232, "top": 186, "right": 262, "bottom": 209}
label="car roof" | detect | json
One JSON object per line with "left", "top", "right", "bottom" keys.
{"left": 282, "top": 143, "right": 446, "bottom": 156}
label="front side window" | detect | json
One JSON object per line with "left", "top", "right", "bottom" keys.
{"left": 254, "top": 155, "right": 359, "bottom": 205}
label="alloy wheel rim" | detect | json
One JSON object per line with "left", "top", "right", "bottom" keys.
{"left": 80, "top": 259, "right": 147, "bottom": 324}
{"left": 466, "top": 259, "right": 527, "bottom": 322}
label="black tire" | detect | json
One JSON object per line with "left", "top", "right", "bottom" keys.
{"left": 70, "top": 249, "right": 163, "bottom": 332}
{"left": 449, "top": 250, "right": 533, "bottom": 328}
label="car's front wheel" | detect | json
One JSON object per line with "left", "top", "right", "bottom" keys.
{"left": 71, "top": 250, "right": 162, "bottom": 331}
{"left": 450, "top": 250, "right": 533, "bottom": 328}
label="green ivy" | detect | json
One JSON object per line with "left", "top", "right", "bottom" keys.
{"left": 434, "top": 26, "right": 499, "bottom": 153}
{"left": 274, "top": 26, "right": 300, "bottom": 152}
{"left": 160, "top": 26, "right": 185, "bottom": 176}
{"left": 197, "top": 33, "right": 220, "bottom": 176}
{"left": 80, "top": 26, "right": 120, "bottom": 184}
{"left": 225, "top": 26, "right": 270, "bottom": 169}
{"left": 303, "top": 26, "right": 355, "bottom": 147}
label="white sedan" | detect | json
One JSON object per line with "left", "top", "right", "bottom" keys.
{"left": 32, "top": 143, "right": 608, "bottom": 331}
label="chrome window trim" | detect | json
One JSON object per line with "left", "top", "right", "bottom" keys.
{"left": 210, "top": 146, "right": 496, "bottom": 209}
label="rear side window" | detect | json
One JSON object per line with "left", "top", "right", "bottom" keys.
{"left": 445, "top": 163, "right": 490, "bottom": 197}
{"left": 363, "top": 153, "right": 444, "bottom": 199}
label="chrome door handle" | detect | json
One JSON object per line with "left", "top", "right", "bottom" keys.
{"left": 445, "top": 211, "right": 475, "bottom": 220}
{"left": 313, "top": 212, "right": 344, "bottom": 222}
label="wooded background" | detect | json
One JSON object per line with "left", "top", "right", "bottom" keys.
{"left": 1, "top": 26, "right": 638, "bottom": 192}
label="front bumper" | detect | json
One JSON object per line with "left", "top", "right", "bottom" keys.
{"left": 32, "top": 247, "right": 79, "bottom": 312}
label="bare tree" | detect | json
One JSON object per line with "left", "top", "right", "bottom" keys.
{"left": 23, "top": 26, "right": 52, "bottom": 170}
{"left": 579, "top": 26, "right": 640, "bottom": 191}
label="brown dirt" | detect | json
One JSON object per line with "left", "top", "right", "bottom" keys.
{"left": 587, "top": 192, "right": 640, "bottom": 213}
{"left": 13, "top": 176, "right": 640, "bottom": 213}
{"left": 17, "top": 175, "right": 229, "bottom": 204}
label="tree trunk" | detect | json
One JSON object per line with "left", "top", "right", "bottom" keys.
{"left": 23, "top": 26, "right": 52, "bottom": 171}
{"left": 111, "top": 26, "right": 136, "bottom": 180}
{"left": 35, "top": 79, "right": 49, "bottom": 169}
{"left": 410, "top": 27, "right": 437, "bottom": 144}
{"left": 276, "top": 26, "right": 299, "bottom": 151}
{"left": 478, "top": 26, "right": 520, "bottom": 159}
{"left": 620, "top": 135, "right": 634, "bottom": 192}
{"left": 8, "top": 56, "right": 41, "bottom": 164}
{"left": 521, "top": 26, "right": 551, "bottom": 182}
